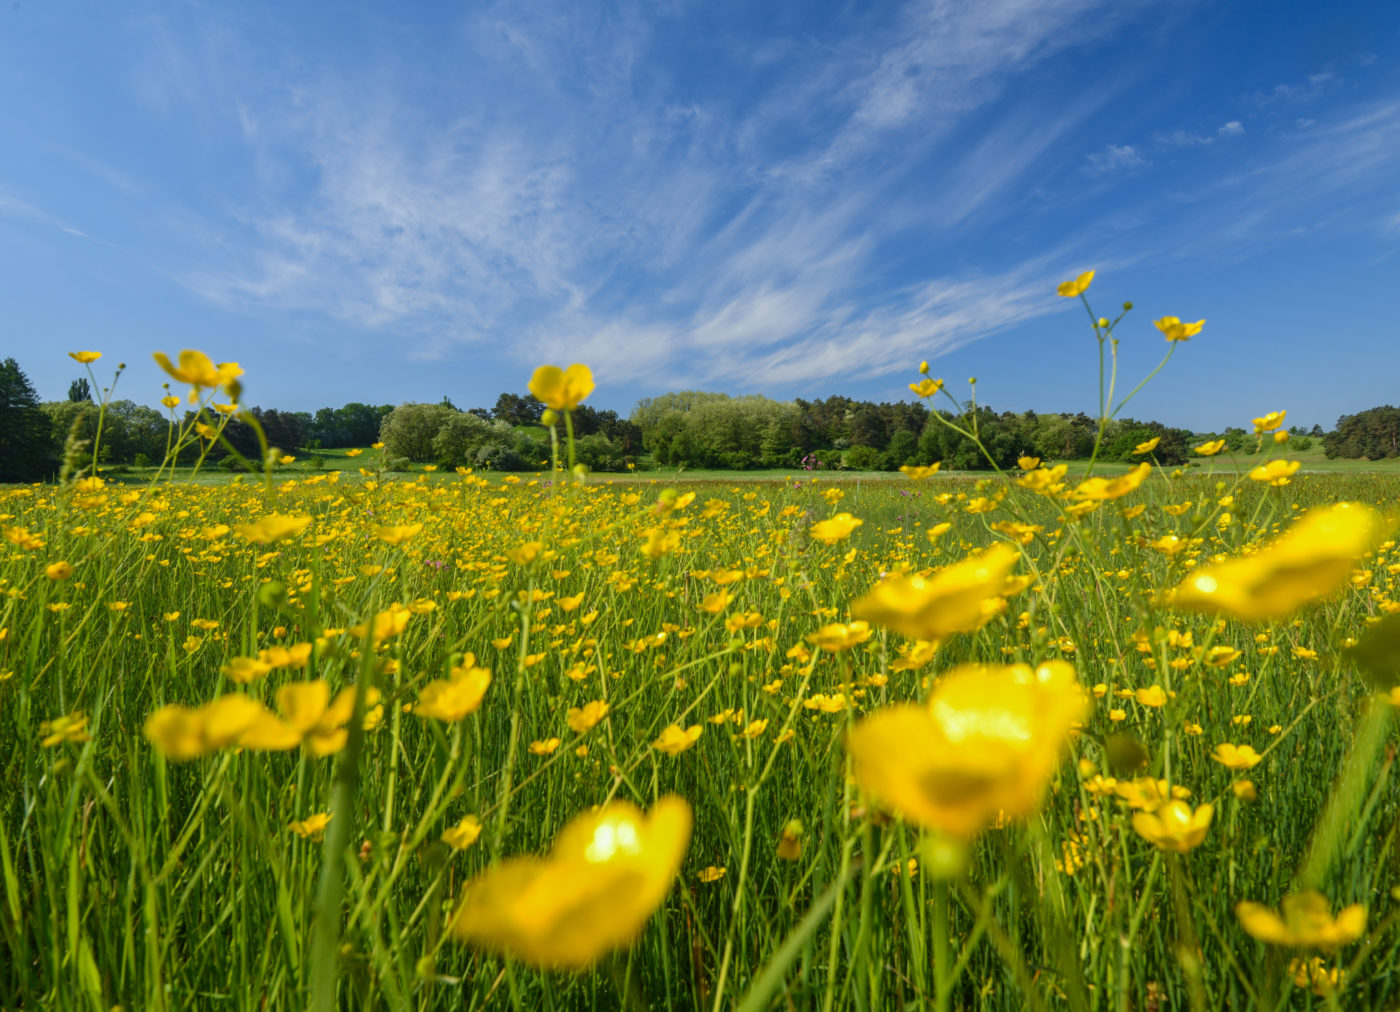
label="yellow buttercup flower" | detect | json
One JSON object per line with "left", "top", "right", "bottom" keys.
{"left": 40, "top": 711, "right": 93, "bottom": 747}
{"left": 413, "top": 662, "right": 492, "bottom": 721}
{"left": 442, "top": 815, "right": 483, "bottom": 850}
{"left": 144, "top": 695, "right": 278, "bottom": 760}
{"left": 908, "top": 378, "right": 945, "bottom": 398}
{"left": 68, "top": 351, "right": 102, "bottom": 364}
{"left": 153, "top": 349, "right": 243, "bottom": 398}
{"left": 1153, "top": 316, "right": 1205, "bottom": 341}
{"left": 845, "top": 661, "right": 1086, "bottom": 837}
{"left": 1171, "top": 502, "right": 1389, "bottom": 622}
{"left": 809, "top": 513, "right": 863, "bottom": 545}
{"left": 899, "top": 463, "right": 941, "bottom": 479}
{"left": 805, "top": 620, "right": 873, "bottom": 652}
{"left": 1133, "top": 685, "right": 1167, "bottom": 707}
{"left": 529, "top": 363, "right": 595, "bottom": 411}
{"left": 289, "top": 812, "right": 332, "bottom": 840}
{"left": 851, "top": 542, "right": 1022, "bottom": 641}
{"left": 1073, "top": 462, "right": 1152, "bottom": 501}
{"left": 699, "top": 589, "right": 731, "bottom": 614}
{"left": 1057, "top": 270, "right": 1094, "bottom": 297}
{"left": 1210, "top": 743, "right": 1262, "bottom": 770}
{"left": 375, "top": 523, "right": 423, "bottom": 545}
{"left": 1194, "top": 439, "right": 1227, "bottom": 456}
{"left": 234, "top": 513, "right": 312, "bottom": 543}
{"left": 652, "top": 724, "right": 703, "bottom": 756}
{"left": 221, "top": 655, "right": 273, "bottom": 684}
{"left": 240, "top": 681, "right": 382, "bottom": 757}
{"left": 1236, "top": 892, "right": 1367, "bottom": 950}
{"left": 45, "top": 561, "right": 74, "bottom": 581}
{"left": 1131, "top": 800, "right": 1213, "bottom": 852}
{"left": 1252, "top": 410, "right": 1286, "bottom": 433}
{"left": 1133, "top": 437, "right": 1161, "bottom": 455}
{"left": 449, "top": 796, "right": 691, "bottom": 968}
{"left": 1249, "top": 459, "right": 1300, "bottom": 484}
{"left": 566, "top": 700, "right": 610, "bottom": 733}
{"left": 348, "top": 603, "right": 412, "bottom": 643}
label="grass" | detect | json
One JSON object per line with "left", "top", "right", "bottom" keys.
{"left": 3, "top": 452, "right": 1400, "bottom": 1010}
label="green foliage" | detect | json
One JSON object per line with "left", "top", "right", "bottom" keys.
{"left": 843, "top": 445, "right": 883, "bottom": 470}
{"left": 881, "top": 429, "right": 919, "bottom": 470}
{"left": 1325, "top": 406, "right": 1400, "bottom": 460}
{"left": 0, "top": 358, "right": 54, "bottom": 481}
{"left": 430, "top": 412, "right": 498, "bottom": 468}
{"left": 574, "top": 432, "right": 626, "bottom": 472}
{"left": 379, "top": 403, "right": 457, "bottom": 462}
{"left": 309, "top": 402, "right": 395, "bottom": 448}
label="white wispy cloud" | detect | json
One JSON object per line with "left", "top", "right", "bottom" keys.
{"left": 1085, "top": 144, "right": 1147, "bottom": 174}
{"left": 127, "top": 0, "right": 1396, "bottom": 399}
{"left": 165, "top": 0, "right": 1151, "bottom": 391}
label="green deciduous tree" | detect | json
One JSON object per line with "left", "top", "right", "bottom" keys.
{"left": 380, "top": 403, "right": 456, "bottom": 462}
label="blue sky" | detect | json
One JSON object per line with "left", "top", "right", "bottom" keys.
{"left": 1, "top": 0, "right": 1396, "bottom": 432}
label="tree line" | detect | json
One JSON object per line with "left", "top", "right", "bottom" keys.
{"left": 0, "top": 354, "right": 1354, "bottom": 483}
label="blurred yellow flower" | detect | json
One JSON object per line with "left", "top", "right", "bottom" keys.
{"left": 1073, "top": 462, "right": 1151, "bottom": 501}
{"left": 1134, "top": 685, "right": 1167, "bottom": 707}
{"left": 448, "top": 796, "right": 691, "bottom": 968}
{"left": 45, "top": 560, "right": 73, "bottom": 580}
{"left": 1153, "top": 316, "right": 1205, "bottom": 342}
{"left": 1211, "top": 743, "right": 1262, "bottom": 770}
{"left": 442, "top": 814, "right": 483, "bottom": 850}
{"left": 1171, "top": 503, "right": 1389, "bottom": 621}
{"left": 234, "top": 513, "right": 312, "bottom": 543}
{"left": 1252, "top": 410, "right": 1286, "bottom": 433}
{"left": 221, "top": 656, "right": 273, "bottom": 684}
{"left": 1131, "top": 800, "right": 1213, "bottom": 852}
{"left": 153, "top": 349, "right": 243, "bottom": 398}
{"left": 1194, "top": 439, "right": 1227, "bottom": 456}
{"left": 288, "top": 812, "right": 332, "bottom": 840}
{"left": 851, "top": 542, "right": 1022, "bottom": 640}
{"left": 805, "top": 621, "right": 872, "bottom": 652}
{"left": 529, "top": 363, "right": 595, "bottom": 411}
{"left": 68, "top": 351, "right": 102, "bottom": 363}
{"left": 566, "top": 700, "right": 610, "bottom": 733}
{"left": 899, "top": 463, "right": 941, "bottom": 479}
{"left": 414, "top": 662, "right": 492, "bottom": 721}
{"left": 40, "top": 711, "right": 92, "bottom": 748}
{"left": 908, "top": 378, "right": 944, "bottom": 398}
{"left": 1236, "top": 892, "right": 1367, "bottom": 950}
{"left": 348, "top": 603, "right": 412, "bottom": 643}
{"left": 845, "top": 661, "right": 1086, "bottom": 837}
{"left": 1249, "top": 459, "right": 1300, "bottom": 484}
{"left": 809, "top": 513, "right": 863, "bottom": 545}
{"left": 1133, "top": 437, "right": 1161, "bottom": 455}
{"left": 529, "top": 737, "right": 561, "bottom": 755}
{"left": 652, "top": 724, "right": 703, "bottom": 756}
{"left": 1057, "top": 270, "right": 1094, "bottom": 297}
{"left": 375, "top": 523, "right": 423, "bottom": 544}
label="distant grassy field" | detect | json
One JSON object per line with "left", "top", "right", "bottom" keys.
{"left": 78, "top": 440, "right": 1400, "bottom": 488}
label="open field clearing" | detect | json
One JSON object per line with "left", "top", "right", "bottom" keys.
{"left": 5, "top": 441, "right": 1400, "bottom": 1009}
